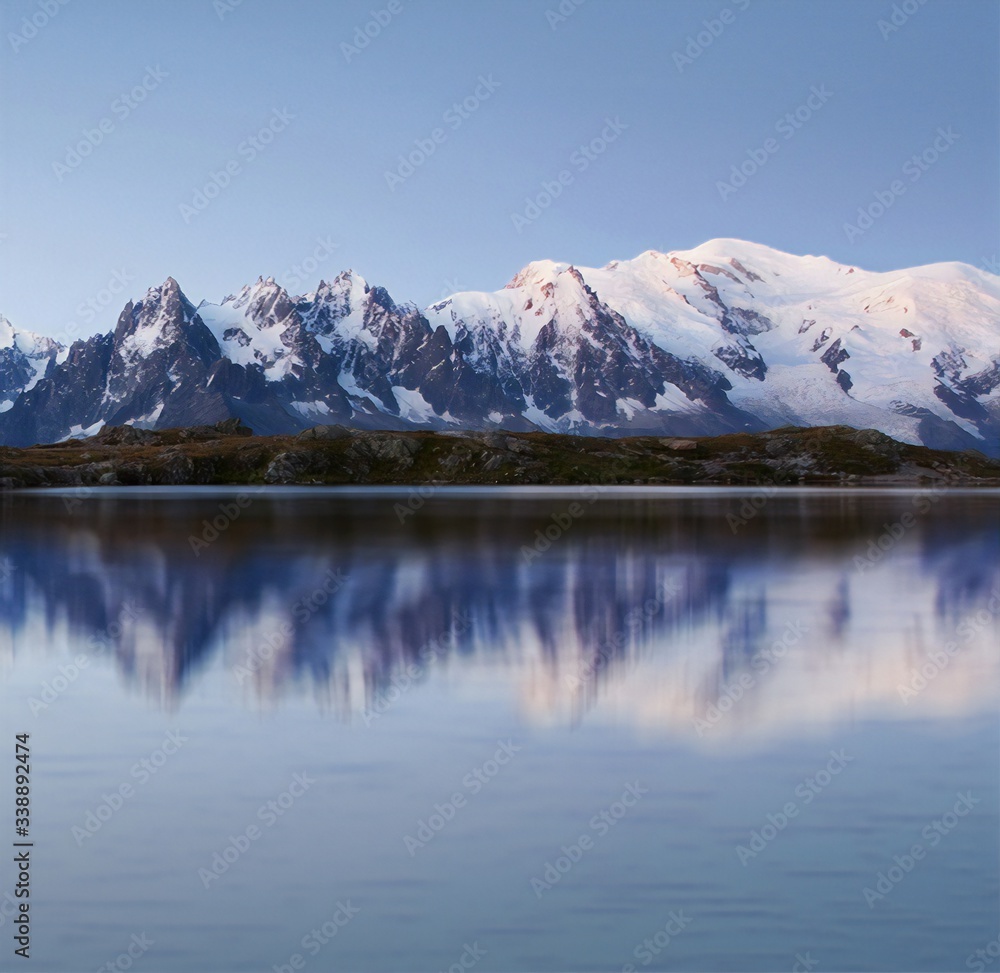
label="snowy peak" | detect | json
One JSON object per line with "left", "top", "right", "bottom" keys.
{"left": 137, "top": 276, "right": 194, "bottom": 319}
{"left": 0, "top": 313, "right": 62, "bottom": 409}
{"left": 220, "top": 276, "right": 295, "bottom": 324}
{"left": 422, "top": 241, "right": 1000, "bottom": 446}
{"left": 0, "top": 314, "right": 19, "bottom": 350}
{"left": 0, "top": 240, "right": 997, "bottom": 453}
{"left": 312, "top": 269, "right": 370, "bottom": 301}
{"left": 197, "top": 283, "right": 302, "bottom": 378}
{"left": 297, "top": 270, "right": 372, "bottom": 341}
{"left": 135, "top": 276, "right": 198, "bottom": 324}
{"left": 0, "top": 313, "right": 60, "bottom": 358}
{"left": 504, "top": 259, "right": 571, "bottom": 291}
{"left": 141, "top": 276, "right": 179, "bottom": 300}
{"left": 113, "top": 277, "right": 207, "bottom": 367}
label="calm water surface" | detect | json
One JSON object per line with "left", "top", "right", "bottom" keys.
{"left": 0, "top": 487, "right": 997, "bottom": 972}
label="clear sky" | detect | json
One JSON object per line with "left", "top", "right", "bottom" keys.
{"left": 1, "top": 0, "right": 997, "bottom": 340}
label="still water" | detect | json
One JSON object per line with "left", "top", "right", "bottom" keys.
{"left": 0, "top": 487, "right": 997, "bottom": 972}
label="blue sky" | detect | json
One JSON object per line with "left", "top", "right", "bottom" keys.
{"left": 1, "top": 0, "right": 997, "bottom": 339}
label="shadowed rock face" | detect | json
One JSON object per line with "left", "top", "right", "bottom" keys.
{"left": 3, "top": 334, "right": 117, "bottom": 446}
{"left": 1, "top": 242, "right": 997, "bottom": 453}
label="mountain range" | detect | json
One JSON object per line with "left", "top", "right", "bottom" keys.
{"left": 2, "top": 239, "right": 998, "bottom": 453}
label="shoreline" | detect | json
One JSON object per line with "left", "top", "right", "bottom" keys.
{"left": 1, "top": 421, "right": 998, "bottom": 490}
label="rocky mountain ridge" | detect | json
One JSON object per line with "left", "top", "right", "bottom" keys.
{"left": 2, "top": 239, "right": 998, "bottom": 454}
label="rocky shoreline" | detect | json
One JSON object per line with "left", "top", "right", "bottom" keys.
{"left": 0, "top": 421, "right": 998, "bottom": 490}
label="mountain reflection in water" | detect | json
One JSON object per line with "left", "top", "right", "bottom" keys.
{"left": 1, "top": 488, "right": 997, "bottom": 741}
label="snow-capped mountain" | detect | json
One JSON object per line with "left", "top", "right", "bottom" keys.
{"left": 2, "top": 239, "right": 998, "bottom": 453}
{"left": 0, "top": 315, "right": 61, "bottom": 416}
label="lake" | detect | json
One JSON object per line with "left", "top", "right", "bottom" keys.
{"left": 0, "top": 486, "right": 997, "bottom": 972}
